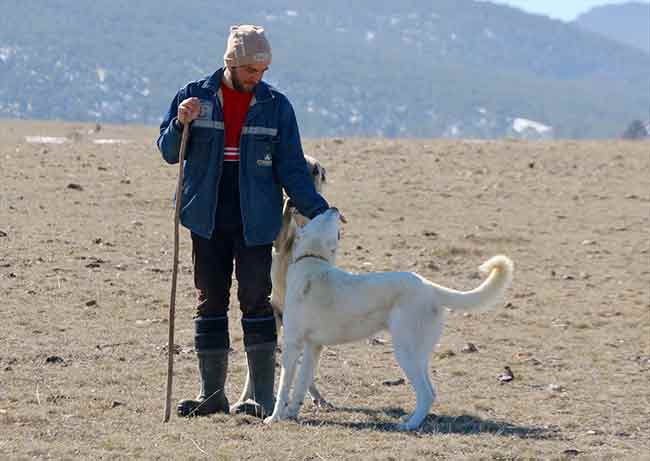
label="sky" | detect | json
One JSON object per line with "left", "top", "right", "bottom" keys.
{"left": 490, "top": 0, "right": 650, "bottom": 20}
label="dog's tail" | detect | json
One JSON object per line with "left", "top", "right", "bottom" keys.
{"left": 436, "top": 255, "right": 513, "bottom": 313}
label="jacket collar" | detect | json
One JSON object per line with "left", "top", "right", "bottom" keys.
{"left": 202, "top": 68, "right": 223, "bottom": 93}
{"left": 202, "top": 67, "right": 274, "bottom": 103}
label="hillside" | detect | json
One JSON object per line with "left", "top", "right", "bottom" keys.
{"left": 574, "top": 2, "right": 650, "bottom": 54}
{"left": 0, "top": 0, "right": 648, "bottom": 138}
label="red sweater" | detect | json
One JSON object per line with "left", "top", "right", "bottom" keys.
{"left": 221, "top": 82, "right": 253, "bottom": 162}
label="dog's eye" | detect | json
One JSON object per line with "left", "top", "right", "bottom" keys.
{"left": 311, "top": 166, "right": 319, "bottom": 176}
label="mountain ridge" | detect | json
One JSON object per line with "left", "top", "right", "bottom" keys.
{"left": 0, "top": 0, "right": 648, "bottom": 138}
{"left": 574, "top": 2, "right": 650, "bottom": 53}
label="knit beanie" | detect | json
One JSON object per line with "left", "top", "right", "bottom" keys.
{"left": 223, "top": 25, "right": 272, "bottom": 68}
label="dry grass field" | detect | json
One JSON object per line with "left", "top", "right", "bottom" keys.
{"left": 1, "top": 120, "right": 648, "bottom": 460}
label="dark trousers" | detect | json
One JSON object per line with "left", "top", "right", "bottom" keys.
{"left": 191, "top": 228, "right": 276, "bottom": 350}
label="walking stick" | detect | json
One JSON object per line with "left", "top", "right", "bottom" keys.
{"left": 164, "top": 123, "right": 190, "bottom": 423}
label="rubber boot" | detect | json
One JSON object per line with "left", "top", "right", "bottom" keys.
{"left": 177, "top": 315, "right": 230, "bottom": 417}
{"left": 231, "top": 343, "right": 276, "bottom": 418}
{"left": 177, "top": 349, "right": 229, "bottom": 417}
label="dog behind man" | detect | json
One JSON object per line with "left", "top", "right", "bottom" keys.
{"left": 232, "top": 154, "right": 331, "bottom": 413}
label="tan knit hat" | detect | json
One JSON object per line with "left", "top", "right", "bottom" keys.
{"left": 223, "top": 25, "right": 272, "bottom": 68}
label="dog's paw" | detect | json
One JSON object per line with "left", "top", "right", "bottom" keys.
{"left": 264, "top": 415, "right": 280, "bottom": 425}
{"left": 396, "top": 419, "right": 423, "bottom": 431}
{"left": 312, "top": 398, "right": 335, "bottom": 411}
{"left": 396, "top": 422, "right": 417, "bottom": 432}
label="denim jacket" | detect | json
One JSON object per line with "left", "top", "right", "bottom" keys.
{"left": 157, "top": 68, "right": 329, "bottom": 245}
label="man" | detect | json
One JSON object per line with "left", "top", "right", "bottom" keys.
{"left": 157, "top": 25, "right": 328, "bottom": 418}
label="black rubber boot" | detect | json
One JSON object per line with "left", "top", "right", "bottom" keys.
{"left": 177, "top": 316, "right": 230, "bottom": 417}
{"left": 231, "top": 343, "right": 277, "bottom": 418}
{"left": 177, "top": 349, "right": 230, "bottom": 417}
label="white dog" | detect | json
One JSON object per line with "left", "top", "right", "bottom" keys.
{"left": 233, "top": 155, "right": 330, "bottom": 410}
{"left": 264, "top": 208, "right": 514, "bottom": 430}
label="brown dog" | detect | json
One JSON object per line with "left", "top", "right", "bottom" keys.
{"left": 233, "top": 155, "right": 331, "bottom": 409}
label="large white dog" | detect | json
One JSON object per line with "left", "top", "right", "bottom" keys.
{"left": 264, "top": 208, "right": 514, "bottom": 430}
{"left": 233, "top": 155, "right": 330, "bottom": 411}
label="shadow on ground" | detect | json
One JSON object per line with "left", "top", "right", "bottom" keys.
{"left": 301, "top": 406, "right": 556, "bottom": 438}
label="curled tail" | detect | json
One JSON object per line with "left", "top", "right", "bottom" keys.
{"left": 436, "top": 255, "right": 514, "bottom": 313}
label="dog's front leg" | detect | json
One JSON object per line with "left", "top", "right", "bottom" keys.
{"left": 287, "top": 343, "right": 322, "bottom": 418}
{"left": 264, "top": 340, "right": 301, "bottom": 424}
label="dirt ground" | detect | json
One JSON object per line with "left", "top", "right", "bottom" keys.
{"left": 1, "top": 119, "right": 648, "bottom": 460}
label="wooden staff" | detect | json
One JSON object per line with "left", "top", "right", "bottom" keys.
{"left": 164, "top": 123, "right": 190, "bottom": 422}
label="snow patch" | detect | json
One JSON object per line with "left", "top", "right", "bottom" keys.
{"left": 513, "top": 117, "right": 552, "bottom": 134}
{"left": 0, "top": 47, "right": 15, "bottom": 62}
{"left": 349, "top": 114, "right": 362, "bottom": 124}
{"left": 96, "top": 67, "right": 107, "bottom": 83}
{"left": 25, "top": 136, "right": 67, "bottom": 144}
{"left": 511, "top": 117, "right": 554, "bottom": 139}
{"left": 93, "top": 139, "right": 131, "bottom": 145}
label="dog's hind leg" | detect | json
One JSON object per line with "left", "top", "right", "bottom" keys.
{"left": 389, "top": 310, "right": 437, "bottom": 431}
{"left": 287, "top": 343, "right": 322, "bottom": 418}
{"left": 264, "top": 340, "right": 301, "bottom": 424}
{"left": 392, "top": 345, "right": 434, "bottom": 430}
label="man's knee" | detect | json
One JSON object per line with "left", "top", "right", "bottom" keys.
{"left": 195, "top": 288, "right": 230, "bottom": 318}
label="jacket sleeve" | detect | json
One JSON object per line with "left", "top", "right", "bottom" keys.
{"left": 156, "top": 86, "right": 187, "bottom": 164}
{"left": 273, "top": 95, "right": 329, "bottom": 219}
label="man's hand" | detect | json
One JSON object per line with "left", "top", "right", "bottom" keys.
{"left": 177, "top": 97, "right": 201, "bottom": 126}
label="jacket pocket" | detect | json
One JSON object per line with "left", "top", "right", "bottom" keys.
{"left": 247, "top": 135, "right": 276, "bottom": 177}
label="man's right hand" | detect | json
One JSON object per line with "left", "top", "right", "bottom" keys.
{"left": 177, "top": 97, "right": 201, "bottom": 125}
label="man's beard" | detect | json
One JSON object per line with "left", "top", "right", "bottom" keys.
{"left": 232, "top": 70, "right": 254, "bottom": 93}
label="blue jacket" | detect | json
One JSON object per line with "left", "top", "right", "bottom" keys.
{"left": 157, "top": 68, "right": 329, "bottom": 245}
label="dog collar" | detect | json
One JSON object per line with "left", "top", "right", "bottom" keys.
{"left": 291, "top": 254, "right": 329, "bottom": 265}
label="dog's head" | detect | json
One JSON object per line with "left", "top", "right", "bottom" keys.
{"left": 291, "top": 207, "right": 345, "bottom": 264}
{"left": 304, "top": 154, "right": 327, "bottom": 194}
{"left": 289, "top": 155, "right": 327, "bottom": 229}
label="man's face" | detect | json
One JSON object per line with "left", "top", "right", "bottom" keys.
{"left": 231, "top": 64, "right": 268, "bottom": 93}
